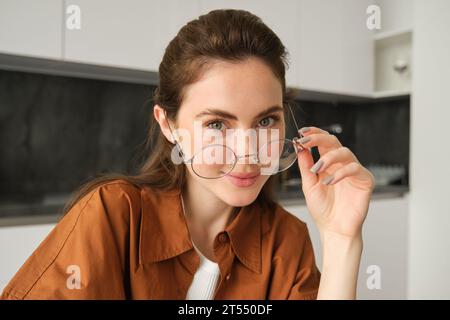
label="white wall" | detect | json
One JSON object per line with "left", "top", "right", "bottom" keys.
{"left": 0, "top": 223, "right": 55, "bottom": 292}
{"left": 408, "top": 0, "right": 450, "bottom": 299}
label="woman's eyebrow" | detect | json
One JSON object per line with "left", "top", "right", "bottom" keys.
{"left": 195, "top": 105, "right": 284, "bottom": 120}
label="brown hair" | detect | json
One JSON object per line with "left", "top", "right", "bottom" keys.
{"left": 60, "top": 9, "right": 296, "bottom": 217}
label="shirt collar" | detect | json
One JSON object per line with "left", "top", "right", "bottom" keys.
{"left": 139, "top": 186, "right": 262, "bottom": 274}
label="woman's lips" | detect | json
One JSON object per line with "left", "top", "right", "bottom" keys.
{"left": 225, "top": 172, "right": 260, "bottom": 187}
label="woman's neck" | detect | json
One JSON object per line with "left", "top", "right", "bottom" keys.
{"left": 181, "top": 176, "right": 238, "bottom": 260}
{"left": 182, "top": 182, "right": 237, "bottom": 233}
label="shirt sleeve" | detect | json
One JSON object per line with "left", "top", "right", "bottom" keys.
{"left": 287, "top": 223, "right": 321, "bottom": 300}
{"left": 0, "top": 181, "right": 138, "bottom": 300}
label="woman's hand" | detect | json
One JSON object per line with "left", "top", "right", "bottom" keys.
{"left": 295, "top": 126, "right": 375, "bottom": 299}
{"left": 295, "top": 126, "right": 375, "bottom": 239}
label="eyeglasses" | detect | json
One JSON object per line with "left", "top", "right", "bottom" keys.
{"left": 165, "top": 104, "right": 305, "bottom": 179}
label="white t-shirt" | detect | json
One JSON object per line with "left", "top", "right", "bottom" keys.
{"left": 186, "top": 242, "right": 221, "bottom": 300}
{"left": 181, "top": 195, "right": 221, "bottom": 300}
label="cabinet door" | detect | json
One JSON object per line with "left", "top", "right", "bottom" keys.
{"left": 282, "top": 195, "right": 408, "bottom": 299}
{"left": 297, "top": 0, "right": 374, "bottom": 95}
{"left": 64, "top": 0, "right": 200, "bottom": 71}
{"left": 199, "top": 0, "right": 301, "bottom": 89}
{"left": 375, "top": 0, "right": 412, "bottom": 33}
{"left": 0, "top": 0, "right": 63, "bottom": 59}
{"left": 338, "top": 0, "right": 374, "bottom": 95}
{"left": 356, "top": 195, "right": 409, "bottom": 299}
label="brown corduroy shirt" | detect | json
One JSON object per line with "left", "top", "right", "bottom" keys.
{"left": 1, "top": 180, "right": 321, "bottom": 300}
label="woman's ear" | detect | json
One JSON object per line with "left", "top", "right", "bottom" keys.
{"left": 153, "top": 105, "right": 176, "bottom": 144}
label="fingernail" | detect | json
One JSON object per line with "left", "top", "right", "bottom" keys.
{"left": 298, "top": 136, "right": 311, "bottom": 144}
{"left": 310, "top": 160, "right": 323, "bottom": 173}
{"left": 299, "top": 127, "right": 310, "bottom": 134}
{"left": 321, "top": 175, "right": 334, "bottom": 185}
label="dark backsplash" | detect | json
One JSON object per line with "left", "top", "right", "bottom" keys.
{"left": 273, "top": 97, "right": 409, "bottom": 197}
{"left": 0, "top": 69, "right": 153, "bottom": 203}
{"left": 0, "top": 69, "right": 410, "bottom": 206}
{"left": 294, "top": 98, "right": 410, "bottom": 166}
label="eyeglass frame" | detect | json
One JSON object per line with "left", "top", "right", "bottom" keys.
{"left": 163, "top": 103, "right": 305, "bottom": 179}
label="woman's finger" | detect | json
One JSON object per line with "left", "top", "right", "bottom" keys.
{"left": 296, "top": 133, "right": 342, "bottom": 157}
{"left": 298, "top": 126, "right": 330, "bottom": 137}
{"left": 295, "top": 126, "right": 344, "bottom": 191}
{"left": 297, "top": 145, "right": 317, "bottom": 191}
{"left": 319, "top": 161, "right": 370, "bottom": 186}
{"left": 309, "top": 146, "right": 359, "bottom": 175}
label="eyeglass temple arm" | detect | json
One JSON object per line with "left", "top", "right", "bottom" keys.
{"left": 286, "top": 103, "right": 303, "bottom": 137}
{"left": 286, "top": 103, "right": 310, "bottom": 154}
{"left": 287, "top": 103, "right": 299, "bottom": 132}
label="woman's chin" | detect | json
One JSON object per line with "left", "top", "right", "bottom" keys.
{"left": 220, "top": 185, "right": 261, "bottom": 207}
{"left": 214, "top": 175, "right": 268, "bottom": 206}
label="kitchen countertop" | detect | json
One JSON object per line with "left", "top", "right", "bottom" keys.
{"left": 0, "top": 185, "right": 409, "bottom": 227}
{"left": 277, "top": 185, "right": 409, "bottom": 207}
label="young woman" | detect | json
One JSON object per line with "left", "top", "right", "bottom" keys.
{"left": 1, "top": 9, "right": 374, "bottom": 300}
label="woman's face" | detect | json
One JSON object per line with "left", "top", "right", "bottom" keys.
{"left": 166, "top": 57, "right": 285, "bottom": 207}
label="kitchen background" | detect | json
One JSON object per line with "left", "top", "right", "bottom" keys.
{"left": 0, "top": 0, "right": 449, "bottom": 299}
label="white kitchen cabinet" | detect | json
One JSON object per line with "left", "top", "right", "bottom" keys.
{"left": 297, "top": 0, "right": 374, "bottom": 95}
{"left": 375, "top": 0, "right": 412, "bottom": 34}
{"left": 63, "top": 0, "right": 200, "bottom": 71}
{"left": 373, "top": 0, "right": 413, "bottom": 96}
{"left": 0, "top": 223, "right": 56, "bottom": 293}
{"left": 0, "top": 0, "right": 63, "bottom": 59}
{"left": 282, "top": 194, "right": 409, "bottom": 299}
{"left": 0, "top": 0, "right": 374, "bottom": 96}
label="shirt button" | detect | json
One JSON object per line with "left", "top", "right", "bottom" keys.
{"left": 218, "top": 233, "right": 228, "bottom": 243}
{"left": 226, "top": 274, "right": 231, "bottom": 281}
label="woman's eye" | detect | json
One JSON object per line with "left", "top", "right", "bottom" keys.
{"left": 206, "top": 116, "right": 279, "bottom": 130}
{"left": 206, "top": 120, "right": 225, "bottom": 131}
{"left": 258, "top": 116, "right": 278, "bottom": 127}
